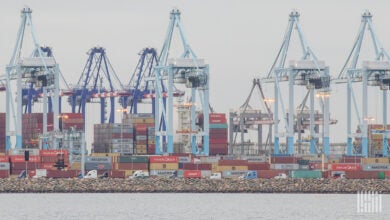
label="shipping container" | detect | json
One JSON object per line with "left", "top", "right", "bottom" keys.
{"left": 362, "top": 158, "right": 389, "bottom": 164}
{"left": 345, "top": 171, "right": 378, "bottom": 179}
{"left": 10, "top": 155, "right": 41, "bottom": 163}
{"left": 40, "top": 149, "right": 69, "bottom": 156}
{"left": 85, "top": 162, "right": 112, "bottom": 170}
{"left": 221, "top": 170, "right": 248, "bottom": 178}
{"left": 271, "top": 164, "right": 300, "bottom": 170}
{"left": 46, "top": 170, "right": 78, "bottom": 178}
{"left": 116, "top": 163, "right": 148, "bottom": 170}
{"left": 0, "top": 170, "right": 10, "bottom": 178}
{"left": 309, "top": 163, "right": 329, "bottom": 170}
{"left": 362, "top": 164, "right": 390, "bottom": 171}
{"left": 247, "top": 162, "right": 270, "bottom": 170}
{"left": 0, "top": 162, "right": 10, "bottom": 170}
{"left": 149, "top": 156, "right": 178, "bottom": 163}
{"left": 149, "top": 163, "right": 179, "bottom": 170}
{"left": 0, "top": 156, "right": 9, "bottom": 162}
{"left": 218, "top": 160, "right": 248, "bottom": 166}
{"left": 86, "top": 156, "right": 112, "bottom": 163}
{"left": 183, "top": 170, "right": 202, "bottom": 178}
{"left": 289, "top": 170, "right": 322, "bottom": 179}
{"left": 149, "top": 170, "right": 176, "bottom": 176}
{"left": 9, "top": 148, "right": 40, "bottom": 155}
{"left": 330, "top": 163, "right": 361, "bottom": 171}
{"left": 201, "top": 170, "right": 211, "bottom": 178}
{"left": 257, "top": 170, "right": 289, "bottom": 179}
{"left": 270, "top": 156, "right": 300, "bottom": 164}
{"left": 217, "top": 165, "right": 248, "bottom": 172}
{"left": 118, "top": 156, "right": 148, "bottom": 163}
{"left": 182, "top": 163, "right": 212, "bottom": 170}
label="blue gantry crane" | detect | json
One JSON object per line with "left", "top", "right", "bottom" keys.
{"left": 118, "top": 48, "right": 159, "bottom": 114}
{"left": 263, "top": 11, "right": 331, "bottom": 155}
{"left": 336, "top": 11, "right": 390, "bottom": 157}
{"left": 67, "top": 47, "right": 123, "bottom": 124}
{"left": 153, "top": 9, "right": 210, "bottom": 155}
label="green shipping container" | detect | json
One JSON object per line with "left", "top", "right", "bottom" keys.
{"left": 118, "top": 156, "right": 149, "bottom": 163}
{"left": 177, "top": 170, "right": 184, "bottom": 178}
{"left": 209, "top": 124, "right": 228, "bottom": 129}
{"left": 378, "top": 172, "right": 385, "bottom": 180}
{"left": 289, "top": 170, "right": 322, "bottom": 179}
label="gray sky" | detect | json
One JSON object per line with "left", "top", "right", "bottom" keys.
{"left": 1, "top": 0, "right": 390, "bottom": 149}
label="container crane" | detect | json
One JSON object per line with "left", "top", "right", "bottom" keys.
{"left": 263, "top": 11, "right": 331, "bottom": 155}
{"left": 336, "top": 10, "right": 390, "bottom": 157}
{"left": 23, "top": 46, "right": 70, "bottom": 114}
{"left": 229, "top": 78, "right": 274, "bottom": 155}
{"left": 154, "top": 9, "right": 209, "bottom": 155}
{"left": 4, "top": 7, "right": 60, "bottom": 151}
{"left": 67, "top": 47, "right": 123, "bottom": 124}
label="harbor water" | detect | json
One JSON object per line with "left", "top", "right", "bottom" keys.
{"left": 0, "top": 193, "right": 388, "bottom": 220}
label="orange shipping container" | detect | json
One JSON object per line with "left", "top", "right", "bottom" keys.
{"left": 0, "top": 156, "right": 9, "bottom": 162}
{"left": 149, "top": 156, "right": 178, "bottom": 163}
{"left": 40, "top": 149, "right": 68, "bottom": 156}
{"left": 330, "top": 163, "right": 360, "bottom": 171}
{"left": 183, "top": 170, "right": 202, "bottom": 178}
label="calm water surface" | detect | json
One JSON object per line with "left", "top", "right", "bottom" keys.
{"left": 0, "top": 193, "right": 388, "bottom": 220}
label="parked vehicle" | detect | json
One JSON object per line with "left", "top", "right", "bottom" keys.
{"left": 84, "top": 170, "right": 98, "bottom": 179}
{"left": 240, "top": 171, "right": 258, "bottom": 179}
{"left": 274, "top": 173, "right": 288, "bottom": 179}
{"left": 210, "top": 172, "right": 222, "bottom": 180}
{"left": 33, "top": 169, "right": 47, "bottom": 178}
{"left": 129, "top": 170, "right": 149, "bottom": 179}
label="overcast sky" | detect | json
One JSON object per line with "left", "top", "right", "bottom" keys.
{"left": 1, "top": 0, "right": 389, "bottom": 149}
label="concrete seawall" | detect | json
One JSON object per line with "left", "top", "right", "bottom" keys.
{"left": 1, "top": 178, "right": 390, "bottom": 193}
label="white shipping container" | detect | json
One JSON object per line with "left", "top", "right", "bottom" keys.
{"left": 9, "top": 148, "right": 40, "bottom": 155}
{"left": 178, "top": 157, "right": 191, "bottom": 163}
{"left": 200, "top": 156, "right": 220, "bottom": 163}
{"left": 222, "top": 170, "right": 248, "bottom": 178}
{"left": 271, "top": 164, "right": 300, "bottom": 170}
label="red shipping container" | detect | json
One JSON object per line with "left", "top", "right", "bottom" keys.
{"left": 110, "top": 170, "right": 125, "bottom": 178}
{"left": 41, "top": 156, "right": 70, "bottom": 163}
{"left": 385, "top": 171, "right": 390, "bottom": 178}
{"left": 117, "top": 163, "right": 148, "bottom": 170}
{"left": 209, "top": 113, "right": 227, "bottom": 124}
{"left": 182, "top": 163, "right": 212, "bottom": 170}
{"left": 40, "top": 149, "right": 69, "bottom": 157}
{"left": 210, "top": 143, "right": 228, "bottom": 149}
{"left": 218, "top": 160, "right": 248, "bottom": 166}
{"left": 270, "top": 157, "right": 300, "bottom": 164}
{"left": 46, "top": 170, "right": 77, "bottom": 178}
{"left": 209, "top": 128, "right": 228, "bottom": 134}
{"left": 209, "top": 148, "right": 228, "bottom": 155}
{"left": 183, "top": 170, "right": 202, "bottom": 178}
{"left": 257, "top": 170, "right": 288, "bottom": 179}
{"left": 10, "top": 155, "right": 41, "bottom": 163}
{"left": 0, "top": 170, "right": 10, "bottom": 178}
{"left": 11, "top": 162, "right": 40, "bottom": 170}
{"left": 149, "top": 156, "right": 178, "bottom": 163}
{"left": 345, "top": 171, "right": 379, "bottom": 179}
{"left": 0, "top": 156, "right": 9, "bottom": 162}
{"left": 331, "top": 163, "right": 361, "bottom": 171}
{"left": 248, "top": 162, "right": 270, "bottom": 170}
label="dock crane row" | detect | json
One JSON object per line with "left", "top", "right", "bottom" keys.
{"left": 262, "top": 10, "right": 334, "bottom": 156}
{"left": 336, "top": 10, "right": 390, "bottom": 157}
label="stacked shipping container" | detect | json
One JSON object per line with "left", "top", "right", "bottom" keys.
{"left": 0, "top": 113, "right": 5, "bottom": 153}
{"left": 125, "top": 113, "right": 154, "bottom": 155}
{"left": 149, "top": 156, "right": 178, "bottom": 176}
{"left": 209, "top": 113, "right": 228, "bottom": 155}
{"left": 22, "top": 113, "right": 54, "bottom": 148}
{"left": 93, "top": 123, "right": 134, "bottom": 153}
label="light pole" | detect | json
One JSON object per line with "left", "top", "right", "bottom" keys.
{"left": 117, "top": 108, "right": 127, "bottom": 154}
{"left": 264, "top": 98, "right": 275, "bottom": 155}
{"left": 364, "top": 116, "right": 375, "bottom": 157}
{"left": 316, "top": 92, "right": 330, "bottom": 154}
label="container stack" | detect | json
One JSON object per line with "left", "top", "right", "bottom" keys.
{"left": 9, "top": 148, "right": 41, "bottom": 175}
{"left": 93, "top": 123, "right": 134, "bottom": 154}
{"left": 179, "top": 156, "right": 212, "bottom": 178}
{"left": 125, "top": 113, "right": 154, "bottom": 155}
{"left": 0, "top": 113, "right": 5, "bottom": 153}
{"left": 368, "top": 124, "right": 390, "bottom": 155}
{"left": 22, "top": 113, "right": 54, "bottom": 148}
{"left": 116, "top": 155, "right": 149, "bottom": 177}
{"left": 270, "top": 155, "right": 300, "bottom": 170}
{"left": 59, "top": 113, "right": 84, "bottom": 131}
{"left": 149, "top": 156, "right": 178, "bottom": 177}
{"left": 217, "top": 159, "right": 248, "bottom": 178}
{"left": 147, "top": 127, "right": 156, "bottom": 154}
{"left": 40, "top": 149, "right": 69, "bottom": 170}
{"left": 209, "top": 113, "right": 228, "bottom": 155}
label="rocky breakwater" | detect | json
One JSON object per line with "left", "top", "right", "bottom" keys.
{"left": 0, "top": 178, "right": 389, "bottom": 193}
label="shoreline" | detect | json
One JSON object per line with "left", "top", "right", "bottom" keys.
{"left": 1, "top": 178, "right": 389, "bottom": 194}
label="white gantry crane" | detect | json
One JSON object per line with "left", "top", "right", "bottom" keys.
{"left": 336, "top": 10, "right": 390, "bottom": 157}
{"left": 263, "top": 11, "right": 332, "bottom": 155}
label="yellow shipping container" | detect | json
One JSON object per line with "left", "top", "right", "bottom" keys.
{"left": 362, "top": 158, "right": 389, "bottom": 164}
{"left": 217, "top": 165, "right": 248, "bottom": 172}
{"left": 329, "top": 159, "right": 340, "bottom": 164}
{"left": 136, "top": 145, "right": 147, "bottom": 149}
{"left": 70, "top": 163, "right": 81, "bottom": 170}
{"left": 149, "top": 163, "right": 179, "bottom": 170}
{"left": 211, "top": 163, "right": 218, "bottom": 173}
{"left": 121, "top": 170, "right": 149, "bottom": 177}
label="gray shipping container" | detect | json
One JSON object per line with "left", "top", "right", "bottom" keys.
{"left": 149, "top": 170, "right": 176, "bottom": 176}
{"left": 86, "top": 156, "right": 112, "bottom": 163}
{"left": 85, "top": 162, "right": 112, "bottom": 170}
{"left": 0, "top": 162, "right": 10, "bottom": 170}
{"left": 271, "top": 164, "right": 300, "bottom": 170}
{"left": 362, "top": 164, "right": 390, "bottom": 171}
{"left": 222, "top": 170, "right": 248, "bottom": 178}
